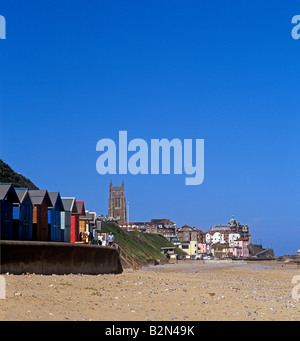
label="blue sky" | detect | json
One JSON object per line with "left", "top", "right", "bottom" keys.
{"left": 1, "top": 1, "right": 299, "bottom": 255}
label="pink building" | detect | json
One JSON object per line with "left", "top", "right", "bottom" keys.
{"left": 198, "top": 243, "right": 207, "bottom": 254}
{"left": 230, "top": 238, "right": 249, "bottom": 257}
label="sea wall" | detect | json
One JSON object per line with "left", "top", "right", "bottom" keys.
{"left": 0, "top": 240, "right": 123, "bottom": 275}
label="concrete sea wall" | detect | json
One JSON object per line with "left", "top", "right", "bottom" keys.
{"left": 0, "top": 240, "right": 123, "bottom": 275}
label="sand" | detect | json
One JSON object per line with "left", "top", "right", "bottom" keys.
{"left": 1, "top": 260, "right": 299, "bottom": 321}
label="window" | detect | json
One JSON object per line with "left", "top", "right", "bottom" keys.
{"left": 115, "top": 198, "right": 121, "bottom": 208}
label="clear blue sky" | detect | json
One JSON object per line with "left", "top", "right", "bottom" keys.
{"left": 1, "top": 1, "right": 299, "bottom": 255}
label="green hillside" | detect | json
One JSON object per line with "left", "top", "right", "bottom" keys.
{"left": 0, "top": 160, "right": 39, "bottom": 190}
{"left": 101, "top": 222, "right": 187, "bottom": 261}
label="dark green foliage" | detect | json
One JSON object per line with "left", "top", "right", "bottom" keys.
{"left": 0, "top": 160, "right": 39, "bottom": 190}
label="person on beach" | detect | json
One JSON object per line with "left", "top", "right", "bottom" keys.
{"left": 107, "top": 231, "right": 115, "bottom": 247}
{"left": 97, "top": 233, "right": 103, "bottom": 246}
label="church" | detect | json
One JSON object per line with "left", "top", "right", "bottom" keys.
{"left": 108, "top": 181, "right": 127, "bottom": 223}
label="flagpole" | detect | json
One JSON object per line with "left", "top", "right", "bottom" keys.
{"left": 127, "top": 201, "right": 130, "bottom": 223}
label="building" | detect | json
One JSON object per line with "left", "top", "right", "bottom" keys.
{"left": 61, "top": 197, "right": 78, "bottom": 242}
{"left": 179, "top": 241, "right": 198, "bottom": 257}
{"left": 150, "top": 218, "right": 174, "bottom": 226}
{"left": 48, "top": 192, "right": 64, "bottom": 242}
{"left": 77, "top": 201, "right": 86, "bottom": 237}
{"left": 119, "top": 218, "right": 177, "bottom": 241}
{"left": 230, "top": 238, "right": 250, "bottom": 258}
{"left": 119, "top": 222, "right": 139, "bottom": 231}
{"left": 228, "top": 233, "right": 241, "bottom": 247}
{"left": 29, "top": 190, "right": 52, "bottom": 241}
{"left": 148, "top": 219, "right": 176, "bottom": 240}
{"left": 211, "top": 243, "right": 230, "bottom": 258}
{"left": 212, "top": 231, "right": 226, "bottom": 244}
{"left": 139, "top": 219, "right": 176, "bottom": 240}
{"left": 198, "top": 243, "right": 207, "bottom": 255}
{"left": 79, "top": 210, "right": 98, "bottom": 243}
{"left": 210, "top": 215, "right": 250, "bottom": 239}
{"left": 14, "top": 188, "right": 33, "bottom": 241}
{"left": 176, "top": 225, "right": 199, "bottom": 256}
{"left": 83, "top": 211, "right": 97, "bottom": 241}
{"left": 108, "top": 181, "right": 127, "bottom": 223}
{"left": 197, "top": 229, "right": 206, "bottom": 244}
{"left": 70, "top": 199, "right": 82, "bottom": 243}
{"left": 0, "top": 183, "right": 20, "bottom": 240}
{"left": 176, "top": 225, "right": 198, "bottom": 243}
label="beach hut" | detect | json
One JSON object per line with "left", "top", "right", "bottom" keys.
{"left": 79, "top": 211, "right": 96, "bottom": 242}
{"left": 77, "top": 201, "right": 86, "bottom": 239}
{"left": 61, "top": 197, "right": 78, "bottom": 243}
{"left": 0, "top": 183, "right": 20, "bottom": 240}
{"left": 28, "top": 190, "right": 52, "bottom": 241}
{"left": 48, "top": 192, "right": 64, "bottom": 242}
{"left": 14, "top": 189, "right": 34, "bottom": 240}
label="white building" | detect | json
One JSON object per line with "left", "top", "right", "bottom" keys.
{"left": 206, "top": 232, "right": 227, "bottom": 244}
{"left": 205, "top": 233, "right": 212, "bottom": 244}
{"left": 212, "top": 232, "right": 226, "bottom": 244}
{"left": 228, "top": 233, "right": 240, "bottom": 247}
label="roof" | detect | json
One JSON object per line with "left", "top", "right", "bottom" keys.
{"left": 48, "top": 192, "right": 64, "bottom": 211}
{"left": 15, "top": 188, "right": 33, "bottom": 205}
{"left": 61, "top": 197, "right": 78, "bottom": 213}
{"left": 76, "top": 201, "right": 85, "bottom": 216}
{"left": 211, "top": 225, "right": 231, "bottom": 231}
{"left": 28, "top": 190, "right": 52, "bottom": 207}
{"left": 212, "top": 243, "right": 229, "bottom": 249}
{"left": 80, "top": 212, "right": 95, "bottom": 221}
{"left": 0, "top": 183, "right": 20, "bottom": 203}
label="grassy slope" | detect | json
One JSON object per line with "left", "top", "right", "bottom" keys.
{"left": 101, "top": 222, "right": 187, "bottom": 261}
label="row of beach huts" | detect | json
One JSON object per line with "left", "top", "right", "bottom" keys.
{"left": 0, "top": 183, "right": 100, "bottom": 243}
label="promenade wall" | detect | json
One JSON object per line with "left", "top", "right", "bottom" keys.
{"left": 0, "top": 240, "right": 123, "bottom": 275}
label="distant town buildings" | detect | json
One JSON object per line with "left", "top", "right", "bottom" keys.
{"left": 119, "top": 211, "right": 272, "bottom": 259}
{"left": 119, "top": 219, "right": 177, "bottom": 241}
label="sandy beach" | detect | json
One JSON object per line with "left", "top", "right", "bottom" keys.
{"left": 1, "top": 260, "right": 299, "bottom": 321}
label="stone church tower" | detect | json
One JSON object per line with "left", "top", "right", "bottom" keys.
{"left": 108, "top": 181, "right": 127, "bottom": 223}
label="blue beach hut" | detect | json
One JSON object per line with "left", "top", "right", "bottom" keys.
{"left": 48, "top": 192, "right": 64, "bottom": 242}
{"left": 0, "top": 183, "right": 20, "bottom": 240}
{"left": 14, "top": 188, "right": 34, "bottom": 240}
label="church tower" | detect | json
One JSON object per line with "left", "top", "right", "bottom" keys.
{"left": 108, "top": 181, "right": 127, "bottom": 223}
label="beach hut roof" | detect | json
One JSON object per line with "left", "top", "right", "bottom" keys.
{"left": 0, "top": 183, "right": 20, "bottom": 203}
{"left": 61, "top": 197, "right": 78, "bottom": 213}
{"left": 28, "top": 190, "right": 52, "bottom": 207}
{"left": 15, "top": 188, "right": 33, "bottom": 205}
{"left": 48, "top": 192, "right": 64, "bottom": 211}
{"left": 76, "top": 201, "right": 86, "bottom": 216}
